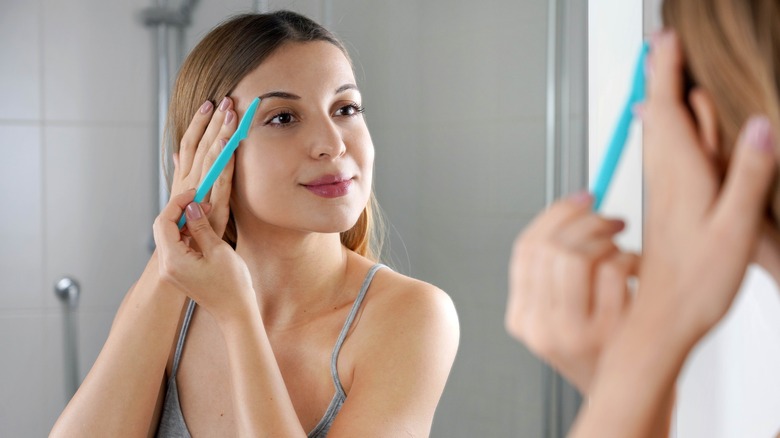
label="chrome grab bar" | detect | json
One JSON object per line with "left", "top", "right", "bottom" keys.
{"left": 54, "top": 277, "right": 81, "bottom": 400}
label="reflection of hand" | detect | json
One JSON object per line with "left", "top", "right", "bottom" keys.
{"left": 171, "top": 97, "right": 238, "bottom": 238}
{"left": 568, "top": 31, "right": 776, "bottom": 438}
{"left": 506, "top": 194, "right": 637, "bottom": 394}
{"left": 154, "top": 189, "right": 255, "bottom": 325}
{"left": 640, "top": 31, "right": 777, "bottom": 344}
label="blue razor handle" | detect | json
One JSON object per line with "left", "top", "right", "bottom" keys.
{"left": 591, "top": 42, "right": 649, "bottom": 211}
{"left": 178, "top": 96, "right": 261, "bottom": 229}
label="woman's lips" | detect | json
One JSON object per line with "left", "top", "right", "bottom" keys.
{"left": 302, "top": 175, "right": 353, "bottom": 198}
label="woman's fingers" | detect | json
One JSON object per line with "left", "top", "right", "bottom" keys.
{"left": 647, "top": 31, "right": 684, "bottom": 106}
{"left": 644, "top": 31, "right": 717, "bottom": 216}
{"left": 525, "top": 193, "right": 594, "bottom": 241}
{"left": 153, "top": 189, "right": 197, "bottom": 263}
{"left": 201, "top": 105, "right": 238, "bottom": 205}
{"left": 209, "top": 154, "right": 236, "bottom": 237}
{"left": 557, "top": 215, "right": 625, "bottom": 247}
{"left": 554, "top": 238, "right": 620, "bottom": 316}
{"left": 183, "top": 202, "right": 222, "bottom": 255}
{"left": 594, "top": 252, "right": 639, "bottom": 320}
{"left": 178, "top": 101, "right": 215, "bottom": 181}
{"left": 190, "top": 97, "right": 233, "bottom": 189}
{"left": 711, "top": 117, "right": 777, "bottom": 259}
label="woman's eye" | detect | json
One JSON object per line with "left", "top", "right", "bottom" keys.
{"left": 267, "top": 112, "right": 296, "bottom": 126}
{"left": 335, "top": 104, "right": 365, "bottom": 117}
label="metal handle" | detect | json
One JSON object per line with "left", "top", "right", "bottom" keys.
{"left": 55, "top": 277, "right": 80, "bottom": 310}
{"left": 54, "top": 276, "right": 81, "bottom": 399}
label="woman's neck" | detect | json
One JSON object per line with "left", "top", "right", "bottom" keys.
{"left": 234, "top": 226, "right": 351, "bottom": 329}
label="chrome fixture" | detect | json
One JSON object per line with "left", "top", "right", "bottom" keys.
{"left": 54, "top": 276, "right": 81, "bottom": 399}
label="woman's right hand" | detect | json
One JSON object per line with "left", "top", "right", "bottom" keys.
{"left": 169, "top": 96, "right": 238, "bottom": 238}
{"left": 154, "top": 190, "right": 256, "bottom": 325}
{"left": 506, "top": 194, "right": 638, "bottom": 394}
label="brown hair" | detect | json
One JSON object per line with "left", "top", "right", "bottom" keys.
{"left": 164, "top": 11, "right": 383, "bottom": 260}
{"left": 662, "top": 0, "right": 780, "bottom": 221}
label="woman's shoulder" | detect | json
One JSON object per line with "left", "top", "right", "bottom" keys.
{"left": 348, "top": 255, "right": 460, "bottom": 356}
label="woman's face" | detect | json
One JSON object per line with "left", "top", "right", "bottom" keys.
{"left": 229, "top": 41, "right": 374, "bottom": 237}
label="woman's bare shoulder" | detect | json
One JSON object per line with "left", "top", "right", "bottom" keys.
{"left": 350, "top": 257, "right": 460, "bottom": 357}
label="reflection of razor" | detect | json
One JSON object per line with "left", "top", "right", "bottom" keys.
{"left": 591, "top": 42, "right": 649, "bottom": 211}
{"left": 178, "top": 96, "right": 261, "bottom": 229}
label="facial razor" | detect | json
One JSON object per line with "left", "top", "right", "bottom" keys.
{"left": 178, "top": 96, "right": 261, "bottom": 229}
{"left": 591, "top": 42, "right": 650, "bottom": 211}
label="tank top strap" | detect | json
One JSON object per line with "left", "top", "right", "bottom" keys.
{"left": 170, "top": 298, "right": 198, "bottom": 379}
{"left": 329, "top": 263, "right": 386, "bottom": 397}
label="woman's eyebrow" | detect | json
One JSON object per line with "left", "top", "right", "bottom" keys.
{"left": 335, "top": 84, "right": 359, "bottom": 94}
{"left": 256, "top": 85, "right": 358, "bottom": 100}
{"left": 257, "top": 91, "right": 301, "bottom": 100}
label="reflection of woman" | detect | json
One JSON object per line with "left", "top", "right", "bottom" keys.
{"left": 51, "top": 11, "right": 459, "bottom": 437}
{"left": 507, "top": 0, "right": 779, "bottom": 435}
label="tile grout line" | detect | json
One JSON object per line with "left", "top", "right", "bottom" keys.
{"left": 39, "top": 0, "right": 48, "bottom": 314}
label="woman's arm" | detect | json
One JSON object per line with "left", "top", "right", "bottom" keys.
{"left": 570, "top": 31, "right": 777, "bottom": 438}
{"left": 50, "top": 255, "right": 187, "bottom": 437}
{"left": 51, "top": 97, "right": 239, "bottom": 436}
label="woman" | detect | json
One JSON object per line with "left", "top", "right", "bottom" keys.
{"left": 507, "top": 0, "right": 779, "bottom": 435}
{"left": 51, "top": 11, "right": 459, "bottom": 437}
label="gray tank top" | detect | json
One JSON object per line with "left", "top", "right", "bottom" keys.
{"left": 156, "top": 264, "right": 385, "bottom": 438}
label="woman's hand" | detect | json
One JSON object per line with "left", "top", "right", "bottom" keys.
{"left": 639, "top": 31, "right": 777, "bottom": 343}
{"left": 154, "top": 190, "right": 255, "bottom": 324}
{"left": 567, "top": 32, "right": 776, "bottom": 438}
{"left": 506, "top": 193, "right": 638, "bottom": 394}
{"left": 50, "top": 98, "right": 240, "bottom": 436}
{"left": 171, "top": 97, "right": 238, "bottom": 238}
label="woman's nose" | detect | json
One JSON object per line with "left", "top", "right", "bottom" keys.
{"left": 309, "top": 117, "right": 347, "bottom": 160}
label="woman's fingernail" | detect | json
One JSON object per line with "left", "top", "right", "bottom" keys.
{"left": 570, "top": 191, "right": 593, "bottom": 204}
{"left": 224, "top": 110, "right": 234, "bottom": 125}
{"left": 218, "top": 97, "right": 230, "bottom": 112}
{"left": 185, "top": 202, "right": 203, "bottom": 221}
{"left": 219, "top": 138, "right": 227, "bottom": 149}
{"left": 199, "top": 100, "right": 213, "bottom": 114}
{"left": 744, "top": 116, "right": 773, "bottom": 151}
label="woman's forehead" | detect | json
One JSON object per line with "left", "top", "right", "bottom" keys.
{"left": 234, "top": 41, "right": 357, "bottom": 98}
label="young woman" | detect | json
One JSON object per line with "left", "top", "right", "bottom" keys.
{"left": 51, "top": 11, "right": 459, "bottom": 437}
{"left": 507, "top": 0, "right": 779, "bottom": 436}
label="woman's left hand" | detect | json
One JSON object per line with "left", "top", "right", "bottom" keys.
{"left": 638, "top": 31, "right": 778, "bottom": 343}
{"left": 153, "top": 189, "right": 256, "bottom": 324}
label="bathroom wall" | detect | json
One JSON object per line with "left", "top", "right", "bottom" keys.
{"left": 1, "top": 0, "right": 157, "bottom": 434}
{"left": 0, "top": 0, "right": 550, "bottom": 435}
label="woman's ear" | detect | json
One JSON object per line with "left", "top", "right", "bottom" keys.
{"left": 688, "top": 87, "right": 721, "bottom": 161}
